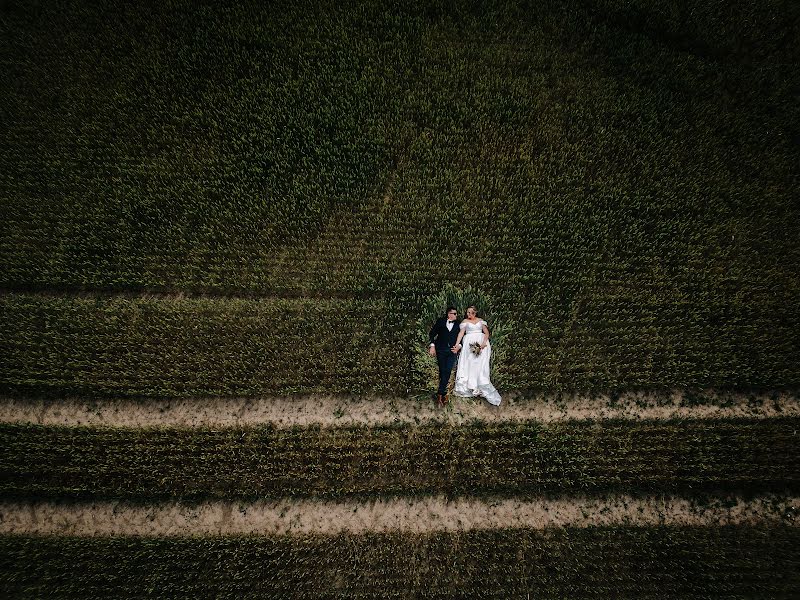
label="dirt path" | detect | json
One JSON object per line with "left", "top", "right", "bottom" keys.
{"left": 1, "top": 493, "right": 795, "bottom": 537}
{"left": 0, "top": 389, "right": 796, "bottom": 429}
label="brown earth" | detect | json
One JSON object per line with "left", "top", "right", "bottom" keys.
{"left": 1, "top": 493, "right": 796, "bottom": 537}
{"left": 0, "top": 389, "right": 796, "bottom": 429}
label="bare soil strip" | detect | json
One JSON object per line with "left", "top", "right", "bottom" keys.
{"left": 0, "top": 390, "right": 797, "bottom": 429}
{"left": 0, "top": 494, "right": 796, "bottom": 537}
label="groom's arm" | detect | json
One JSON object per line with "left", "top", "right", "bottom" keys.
{"left": 428, "top": 320, "right": 439, "bottom": 354}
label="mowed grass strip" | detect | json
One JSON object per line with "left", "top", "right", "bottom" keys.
{"left": 1, "top": 418, "right": 797, "bottom": 501}
{"left": 2, "top": 526, "right": 799, "bottom": 599}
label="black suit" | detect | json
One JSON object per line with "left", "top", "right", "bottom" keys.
{"left": 429, "top": 317, "right": 461, "bottom": 396}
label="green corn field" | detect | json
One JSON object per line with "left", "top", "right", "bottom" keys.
{"left": 1, "top": 0, "right": 798, "bottom": 597}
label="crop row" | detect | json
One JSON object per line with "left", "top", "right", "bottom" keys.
{"left": 1, "top": 418, "right": 797, "bottom": 501}
{"left": 2, "top": 526, "right": 798, "bottom": 598}
{"left": 2, "top": 292, "right": 799, "bottom": 397}
{"left": 0, "top": 294, "right": 412, "bottom": 396}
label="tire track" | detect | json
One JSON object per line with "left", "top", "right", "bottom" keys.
{"left": 1, "top": 493, "right": 796, "bottom": 537}
{"left": 0, "top": 389, "right": 796, "bottom": 428}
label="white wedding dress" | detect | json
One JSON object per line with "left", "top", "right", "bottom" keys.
{"left": 454, "top": 320, "right": 502, "bottom": 406}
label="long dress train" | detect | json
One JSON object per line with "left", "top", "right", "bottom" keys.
{"left": 454, "top": 320, "right": 501, "bottom": 406}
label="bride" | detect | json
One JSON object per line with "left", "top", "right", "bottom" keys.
{"left": 452, "top": 305, "right": 502, "bottom": 406}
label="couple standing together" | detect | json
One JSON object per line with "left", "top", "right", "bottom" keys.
{"left": 428, "top": 305, "right": 502, "bottom": 407}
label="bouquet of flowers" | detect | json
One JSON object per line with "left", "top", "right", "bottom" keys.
{"left": 469, "top": 342, "right": 482, "bottom": 356}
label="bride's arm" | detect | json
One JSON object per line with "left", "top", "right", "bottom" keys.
{"left": 481, "top": 322, "right": 490, "bottom": 349}
{"left": 453, "top": 324, "right": 466, "bottom": 352}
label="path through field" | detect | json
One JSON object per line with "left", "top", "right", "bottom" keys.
{"left": 1, "top": 389, "right": 797, "bottom": 428}
{"left": 1, "top": 391, "right": 797, "bottom": 539}
{"left": 1, "top": 493, "right": 797, "bottom": 537}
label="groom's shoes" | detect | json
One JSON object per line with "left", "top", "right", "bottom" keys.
{"left": 437, "top": 393, "right": 445, "bottom": 407}
{"left": 442, "top": 394, "right": 449, "bottom": 407}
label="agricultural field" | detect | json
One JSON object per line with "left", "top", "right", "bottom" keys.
{"left": 1, "top": 0, "right": 799, "bottom": 597}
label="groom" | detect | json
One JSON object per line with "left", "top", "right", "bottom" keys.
{"left": 428, "top": 307, "right": 460, "bottom": 406}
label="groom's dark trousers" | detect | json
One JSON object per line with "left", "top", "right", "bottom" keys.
{"left": 429, "top": 317, "right": 461, "bottom": 396}
{"left": 436, "top": 351, "right": 457, "bottom": 396}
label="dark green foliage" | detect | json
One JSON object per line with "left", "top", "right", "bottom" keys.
{"left": 0, "top": 3, "right": 797, "bottom": 595}
{"left": 1, "top": 0, "right": 799, "bottom": 392}
{"left": 2, "top": 418, "right": 797, "bottom": 501}
{"left": 0, "top": 1, "right": 418, "bottom": 291}
{"left": 0, "top": 294, "right": 410, "bottom": 396}
{"left": 2, "top": 290, "right": 799, "bottom": 396}
{"left": 2, "top": 526, "right": 799, "bottom": 598}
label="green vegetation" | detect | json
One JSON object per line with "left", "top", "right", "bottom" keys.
{"left": 0, "top": 1, "right": 797, "bottom": 595}
{"left": 2, "top": 0, "right": 798, "bottom": 393}
{"left": 2, "top": 526, "right": 799, "bottom": 598}
{"left": 0, "top": 294, "right": 408, "bottom": 396}
{"left": 2, "top": 418, "right": 796, "bottom": 501}
{"left": 2, "top": 289, "right": 798, "bottom": 397}
{"left": 2, "top": 0, "right": 797, "bottom": 295}
{"left": 1, "top": 1, "right": 413, "bottom": 289}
